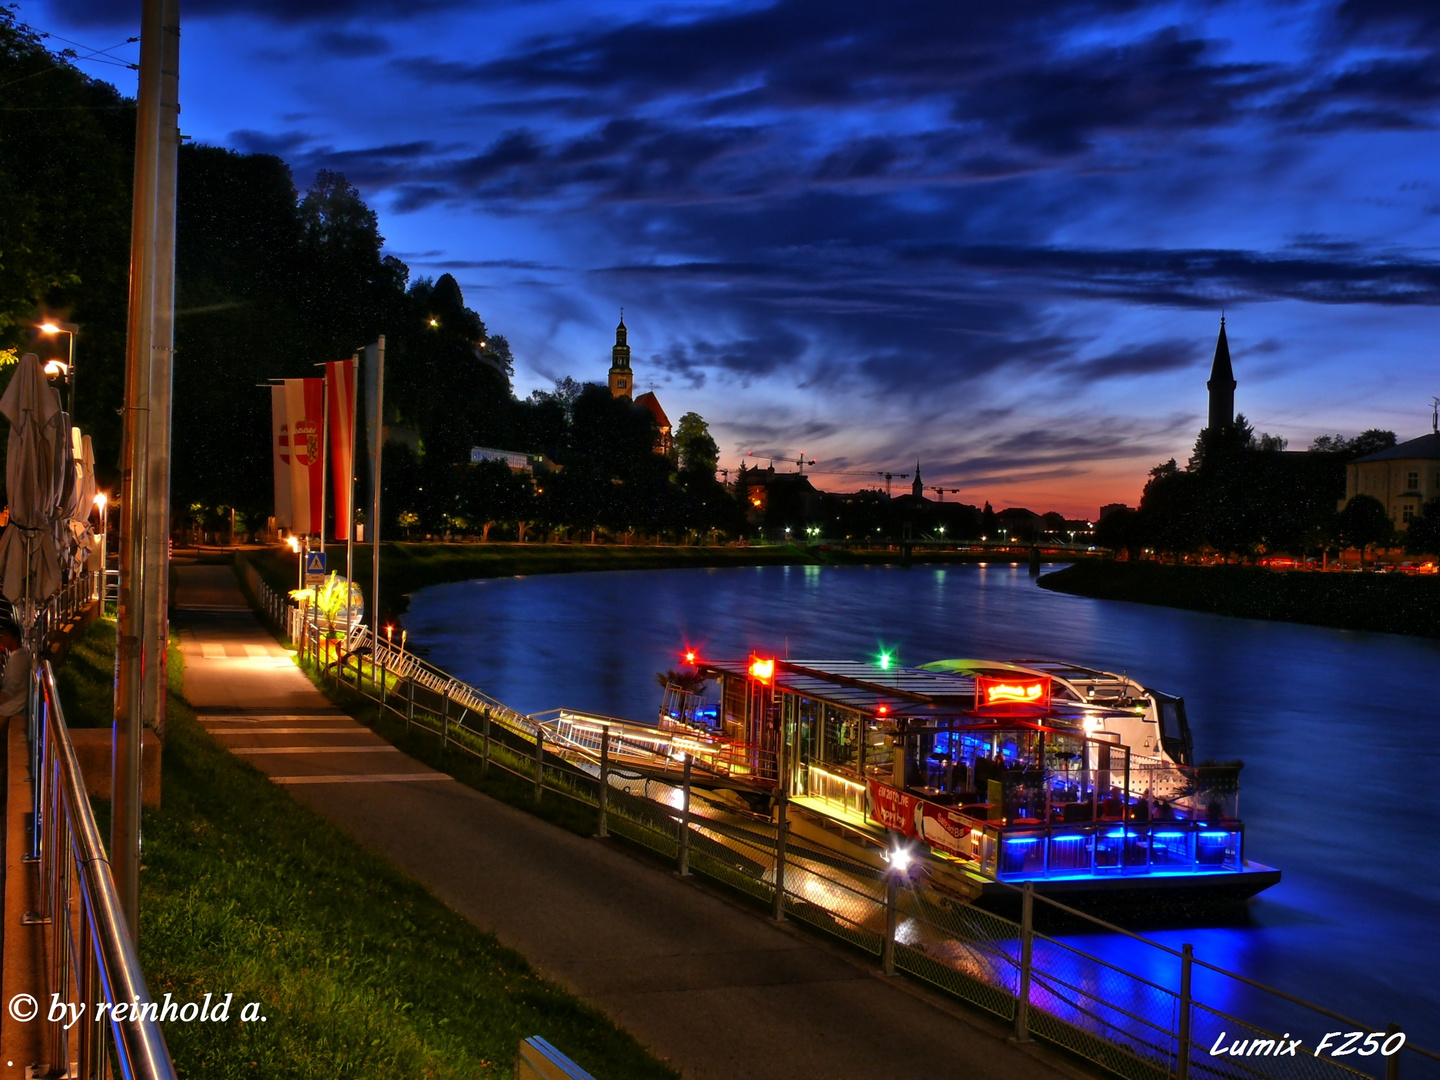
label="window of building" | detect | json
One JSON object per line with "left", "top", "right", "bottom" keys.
{"left": 1403, "top": 504, "right": 1416, "bottom": 523}
{"left": 1407, "top": 471, "right": 1419, "bottom": 490}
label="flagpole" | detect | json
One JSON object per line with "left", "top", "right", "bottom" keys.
{"left": 370, "top": 335, "right": 385, "bottom": 637}
{"left": 345, "top": 354, "right": 357, "bottom": 661}
{"left": 319, "top": 366, "right": 330, "bottom": 554}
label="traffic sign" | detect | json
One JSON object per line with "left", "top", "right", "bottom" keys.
{"left": 305, "top": 550, "right": 327, "bottom": 586}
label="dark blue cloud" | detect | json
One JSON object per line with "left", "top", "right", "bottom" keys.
{"left": 50, "top": 0, "right": 475, "bottom": 26}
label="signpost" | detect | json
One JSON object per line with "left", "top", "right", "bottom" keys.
{"left": 305, "top": 550, "right": 327, "bottom": 587}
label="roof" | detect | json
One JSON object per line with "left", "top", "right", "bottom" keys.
{"left": 701, "top": 659, "right": 977, "bottom": 719}
{"left": 1352, "top": 432, "right": 1440, "bottom": 463}
{"left": 634, "top": 391, "right": 670, "bottom": 430}
{"left": 1209, "top": 318, "right": 1234, "bottom": 385}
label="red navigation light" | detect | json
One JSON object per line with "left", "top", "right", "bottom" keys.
{"left": 684, "top": 650, "right": 697, "bottom": 665}
{"left": 878, "top": 705, "right": 889, "bottom": 715}
{"left": 749, "top": 656, "right": 775, "bottom": 684}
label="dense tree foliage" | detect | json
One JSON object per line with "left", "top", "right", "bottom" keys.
{"left": 1116, "top": 417, "right": 1402, "bottom": 560}
{"left": 0, "top": 13, "right": 133, "bottom": 474}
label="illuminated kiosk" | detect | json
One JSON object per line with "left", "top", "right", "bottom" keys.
{"left": 669, "top": 657, "right": 1280, "bottom": 910}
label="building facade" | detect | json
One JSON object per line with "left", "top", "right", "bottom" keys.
{"left": 1344, "top": 432, "right": 1440, "bottom": 529}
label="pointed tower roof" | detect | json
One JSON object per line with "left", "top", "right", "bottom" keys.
{"left": 912, "top": 461, "right": 924, "bottom": 499}
{"left": 1209, "top": 316, "right": 1233, "bottom": 386}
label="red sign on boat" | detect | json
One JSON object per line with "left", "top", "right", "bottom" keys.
{"left": 867, "top": 780, "right": 980, "bottom": 861}
{"left": 974, "top": 674, "right": 1051, "bottom": 715}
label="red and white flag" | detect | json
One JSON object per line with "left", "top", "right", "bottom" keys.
{"left": 326, "top": 358, "right": 357, "bottom": 542}
{"left": 270, "top": 384, "right": 293, "bottom": 529}
{"left": 283, "top": 377, "right": 325, "bottom": 535}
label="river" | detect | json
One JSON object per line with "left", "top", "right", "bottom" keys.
{"left": 403, "top": 562, "right": 1440, "bottom": 1051}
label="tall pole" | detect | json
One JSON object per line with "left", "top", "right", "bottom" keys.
{"left": 369, "top": 336, "right": 384, "bottom": 628}
{"left": 142, "top": 0, "right": 180, "bottom": 745}
{"left": 345, "top": 353, "right": 357, "bottom": 658}
{"left": 112, "top": 0, "right": 165, "bottom": 936}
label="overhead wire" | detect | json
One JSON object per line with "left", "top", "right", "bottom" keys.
{"left": 0, "top": 23, "right": 139, "bottom": 93}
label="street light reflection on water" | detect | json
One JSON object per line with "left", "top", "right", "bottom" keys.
{"left": 404, "top": 562, "right": 1440, "bottom": 1048}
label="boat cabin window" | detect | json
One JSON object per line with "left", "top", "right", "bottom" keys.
{"left": 1152, "top": 693, "right": 1193, "bottom": 766}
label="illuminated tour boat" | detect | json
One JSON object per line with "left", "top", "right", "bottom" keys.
{"left": 658, "top": 654, "right": 1281, "bottom": 909}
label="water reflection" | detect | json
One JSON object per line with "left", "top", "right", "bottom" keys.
{"left": 405, "top": 563, "right": 1440, "bottom": 1048}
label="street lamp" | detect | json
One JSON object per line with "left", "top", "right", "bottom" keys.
{"left": 286, "top": 534, "right": 306, "bottom": 592}
{"left": 39, "top": 320, "right": 78, "bottom": 414}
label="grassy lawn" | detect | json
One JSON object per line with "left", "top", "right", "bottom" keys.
{"left": 1038, "top": 559, "right": 1440, "bottom": 637}
{"left": 53, "top": 617, "right": 677, "bottom": 1080}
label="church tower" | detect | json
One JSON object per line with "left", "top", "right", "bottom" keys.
{"left": 608, "top": 312, "right": 632, "bottom": 400}
{"left": 1207, "top": 316, "right": 1235, "bottom": 431}
{"left": 912, "top": 461, "right": 924, "bottom": 499}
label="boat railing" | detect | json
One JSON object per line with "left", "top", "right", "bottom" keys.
{"left": 538, "top": 709, "right": 778, "bottom": 785}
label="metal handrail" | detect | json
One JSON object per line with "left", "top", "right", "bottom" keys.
{"left": 30, "top": 660, "right": 178, "bottom": 1079}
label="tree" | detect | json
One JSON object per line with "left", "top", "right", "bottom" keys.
{"left": 1404, "top": 499, "right": 1440, "bottom": 557}
{"left": 1094, "top": 507, "right": 1144, "bottom": 558}
{"left": 1336, "top": 495, "right": 1393, "bottom": 564}
{"left": 1310, "top": 430, "right": 1397, "bottom": 459}
{"left": 674, "top": 412, "right": 719, "bottom": 475}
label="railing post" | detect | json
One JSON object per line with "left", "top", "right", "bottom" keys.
{"left": 1177, "top": 943, "right": 1192, "bottom": 1080}
{"left": 441, "top": 687, "right": 450, "bottom": 755}
{"left": 1385, "top": 1023, "right": 1401, "bottom": 1080}
{"left": 677, "top": 753, "right": 692, "bottom": 876}
{"left": 481, "top": 707, "right": 491, "bottom": 776}
{"left": 597, "top": 726, "right": 609, "bottom": 838}
{"left": 772, "top": 794, "right": 787, "bottom": 922}
{"left": 1015, "top": 882, "right": 1034, "bottom": 1042}
{"left": 534, "top": 726, "right": 544, "bottom": 805}
{"left": 882, "top": 871, "right": 898, "bottom": 975}
{"left": 406, "top": 677, "right": 415, "bottom": 733}
{"left": 379, "top": 644, "right": 388, "bottom": 713}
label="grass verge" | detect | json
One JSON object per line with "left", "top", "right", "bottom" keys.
{"left": 52, "top": 617, "right": 676, "bottom": 1080}
{"left": 1038, "top": 559, "right": 1440, "bottom": 637}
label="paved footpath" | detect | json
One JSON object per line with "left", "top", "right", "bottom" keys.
{"left": 173, "top": 562, "right": 1090, "bottom": 1080}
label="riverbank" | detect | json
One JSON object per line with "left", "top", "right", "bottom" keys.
{"left": 1037, "top": 560, "right": 1440, "bottom": 637}
{"left": 246, "top": 541, "right": 1092, "bottom": 622}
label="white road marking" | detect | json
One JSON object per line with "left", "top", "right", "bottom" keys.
{"left": 208, "top": 727, "right": 372, "bottom": 735}
{"left": 233, "top": 746, "right": 400, "bottom": 755}
{"left": 198, "top": 715, "right": 350, "bottom": 723}
{"left": 271, "top": 773, "right": 451, "bottom": 785}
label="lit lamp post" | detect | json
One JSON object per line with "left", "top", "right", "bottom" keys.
{"left": 39, "top": 320, "right": 78, "bottom": 414}
{"left": 93, "top": 492, "right": 108, "bottom": 601}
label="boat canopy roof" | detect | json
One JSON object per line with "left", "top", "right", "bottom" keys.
{"left": 697, "top": 658, "right": 1145, "bottom": 727}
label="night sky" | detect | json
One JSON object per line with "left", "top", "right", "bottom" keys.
{"left": 25, "top": 0, "right": 1440, "bottom": 516}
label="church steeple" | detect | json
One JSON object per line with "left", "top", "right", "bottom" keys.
{"left": 912, "top": 461, "right": 924, "bottom": 499}
{"left": 1207, "top": 316, "right": 1235, "bottom": 431}
{"left": 609, "top": 310, "right": 632, "bottom": 400}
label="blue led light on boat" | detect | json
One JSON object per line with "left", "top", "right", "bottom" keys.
{"left": 1154, "top": 832, "right": 1185, "bottom": 838}
{"left": 1200, "top": 831, "right": 1232, "bottom": 838}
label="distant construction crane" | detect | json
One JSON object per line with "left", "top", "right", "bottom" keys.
{"left": 744, "top": 449, "right": 816, "bottom": 474}
{"left": 876, "top": 471, "right": 910, "bottom": 497}
{"left": 929, "top": 486, "right": 962, "bottom": 502}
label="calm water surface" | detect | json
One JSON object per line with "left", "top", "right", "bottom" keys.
{"left": 405, "top": 563, "right": 1440, "bottom": 1048}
